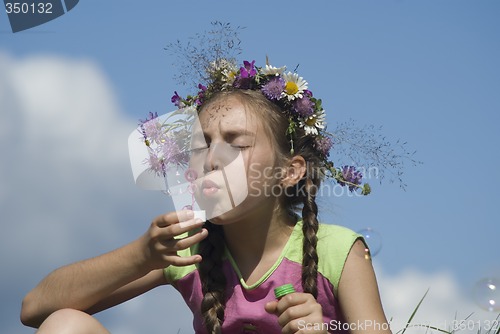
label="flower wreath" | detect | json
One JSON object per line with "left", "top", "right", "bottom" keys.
{"left": 140, "top": 58, "right": 371, "bottom": 195}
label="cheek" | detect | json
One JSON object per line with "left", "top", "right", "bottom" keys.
{"left": 246, "top": 159, "right": 281, "bottom": 186}
{"left": 188, "top": 156, "right": 202, "bottom": 171}
{"left": 188, "top": 151, "right": 208, "bottom": 173}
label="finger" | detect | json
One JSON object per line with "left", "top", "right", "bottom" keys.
{"left": 153, "top": 210, "right": 194, "bottom": 228}
{"left": 153, "top": 218, "right": 205, "bottom": 242}
{"left": 178, "top": 218, "right": 205, "bottom": 231}
{"left": 167, "top": 253, "right": 203, "bottom": 267}
{"left": 264, "top": 300, "right": 278, "bottom": 315}
{"left": 277, "top": 303, "right": 311, "bottom": 328}
{"left": 276, "top": 293, "right": 310, "bottom": 315}
{"left": 156, "top": 218, "right": 205, "bottom": 241}
{"left": 281, "top": 314, "right": 323, "bottom": 334}
{"left": 281, "top": 318, "right": 304, "bottom": 334}
{"left": 161, "top": 228, "right": 208, "bottom": 252}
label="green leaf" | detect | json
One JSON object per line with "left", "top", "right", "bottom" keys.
{"left": 361, "top": 183, "right": 371, "bottom": 195}
{"left": 286, "top": 119, "right": 297, "bottom": 136}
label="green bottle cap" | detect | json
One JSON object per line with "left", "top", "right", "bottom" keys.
{"left": 274, "top": 284, "right": 296, "bottom": 299}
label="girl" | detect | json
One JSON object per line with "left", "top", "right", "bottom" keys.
{"left": 21, "top": 60, "right": 391, "bottom": 334}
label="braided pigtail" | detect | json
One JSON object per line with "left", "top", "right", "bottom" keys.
{"left": 301, "top": 176, "right": 321, "bottom": 298}
{"left": 198, "top": 221, "right": 226, "bottom": 334}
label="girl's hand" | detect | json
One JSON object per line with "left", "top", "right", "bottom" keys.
{"left": 265, "top": 292, "right": 327, "bottom": 334}
{"left": 138, "top": 210, "right": 208, "bottom": 272}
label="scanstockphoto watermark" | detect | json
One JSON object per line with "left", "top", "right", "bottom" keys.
{"left": 298, "top": 319, "right": 392, "bottom": 332}
{"left": 297, "top": 320, "right": 500, "bottom": 333}
{"left": 247, "top": 162, "right": 380, "bottom": 198}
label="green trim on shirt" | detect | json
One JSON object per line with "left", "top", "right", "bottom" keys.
{"left": 163, "top": 221, "right": 363, "bottom": 296}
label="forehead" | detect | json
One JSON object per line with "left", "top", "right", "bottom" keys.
{"left": 198, "top": 96, "right": 262, "bottom": 133}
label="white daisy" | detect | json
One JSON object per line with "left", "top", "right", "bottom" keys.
{"left": 281, "top": 72, "right": 308, "bottom": 101}
{"left": 221, "top": 67, "right": 238, "bottom": 88}
{"left": 261, "top": 64, "right": 286, "bottom": 76}
{"left": 208, "top": 58, "right": 236, "bottom": 73}
{"left": 220, "top": 61, "right": 239, "bottom": 88}
{"left": 207, "top": 59, "right": 238, "bottom": 89}
{"left": 298, "top": 109, "right": 326, "bottom": 136}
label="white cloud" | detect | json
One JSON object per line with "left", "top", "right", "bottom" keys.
{"left": 0, "top": 52, "right": 134, "bottom": 268}
{"left": 376, "top": 265, "right": 499, "bottom": 334}
{"left": 0, "top": 52, "right": 174, "bottom": 334}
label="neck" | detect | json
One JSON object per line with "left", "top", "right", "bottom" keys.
{"left": 222, "top": 199, "right": 296, "bottom": 272}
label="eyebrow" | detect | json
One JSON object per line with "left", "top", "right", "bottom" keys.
{"left": 202, "top": 129, "right": 256, "bottom": 140}
{"left": 224, "top": 129, "right": 256, "bottom": 137}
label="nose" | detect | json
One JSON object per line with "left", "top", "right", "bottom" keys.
{"left": 203, "top": 142, "right": 223, "bottom": 173}
{"left": 202, "top": 142, "right": 240, "bottom": 173}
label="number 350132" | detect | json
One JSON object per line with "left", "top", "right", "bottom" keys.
{"left": 5, "top": 2, "right": 53, "bottom": 14}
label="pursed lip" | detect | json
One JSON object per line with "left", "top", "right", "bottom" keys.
{"left": 201, "top": 179, "right": 220, "bottom": 189}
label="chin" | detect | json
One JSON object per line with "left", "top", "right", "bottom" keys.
{"left": 204, "top": 206, "right": 246, "bottom": 225}
{"left": 205, "top": 211, "right": 235, "bottom": 225}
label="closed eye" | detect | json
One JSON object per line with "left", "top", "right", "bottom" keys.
{"left": 231, "top": 145, "right": 251, "bottom": 150}
{"left": 190, "top": 139, "right": 209, "bottom": 151}
{"left": 190, "top": 145, "right": 208, "bottom": 153}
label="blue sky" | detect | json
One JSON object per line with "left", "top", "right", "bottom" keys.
{"left": 1, "top": 1, "right": 500, "bottom": 333}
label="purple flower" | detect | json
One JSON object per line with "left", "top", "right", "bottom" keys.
{"left": 233, "top": 60, "right": 257, "bottom": 89}
{"left": 161, "top": 138, "right": 181, "bottom": 163}
{"left": 142, "top": 119, "right": 163, "bottom": 143}
{"left": 339, "top": 166, "right": 363, "bottom": 191}
{"left": 171, "top": 91, "right": 183, "bottom": 108}
{"left": 315, "top": 135, "right": 333, "bottom": 157}
{"left": 139, "top": 111, "right": 158, "bottom": 125}
{"left": 139, "top": 112, "right": 159, "bottom": 141}
{"left": 261, "top": 76, "right": 285, "bottom": 100}
{"left": 169, "top": 141, "right": 191, "bottom": 166}
{"left": 292, "top": 96, "right": 315, "bottom": 117}
{"left": 195, "top": 84, "right": 207, "bottom": 105}
{"left": 303, "top": 89, "right": 313, "bottom": 97}
{"left": 240, "top": 60, "right": 257, "bottom": 78}
{"left": 146, "top": 152, "right": 165, "bottom": 176}
{"left": 233, "top": 76, "right": 252, "bottom": 89}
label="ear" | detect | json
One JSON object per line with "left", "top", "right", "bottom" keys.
{"left": 281, "top": 155, "right": 307, "bottom": 187}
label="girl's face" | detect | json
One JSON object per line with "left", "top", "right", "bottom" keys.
{"left": 188, "top": 96, "right": 283, "bottom": 224}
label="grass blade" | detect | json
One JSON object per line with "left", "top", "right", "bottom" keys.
{"left": 399, "top": 288, "right": 430, "bottom": 334}
{"left": 494, "top": 313, "right": 500, "bottom": 334}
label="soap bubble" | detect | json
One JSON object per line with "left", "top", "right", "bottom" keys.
{"left": 357, "top": 228, "right": 382, "bottom": 257}
{"left": 473, "top": 277, "right": 500, "bottom": 312}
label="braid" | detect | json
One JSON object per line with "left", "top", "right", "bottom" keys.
{"left": 301, "top": 176, "right": 320, "bottom": 298}
{"left": 199, "top": 222, "right": 226, "bottom": 334}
